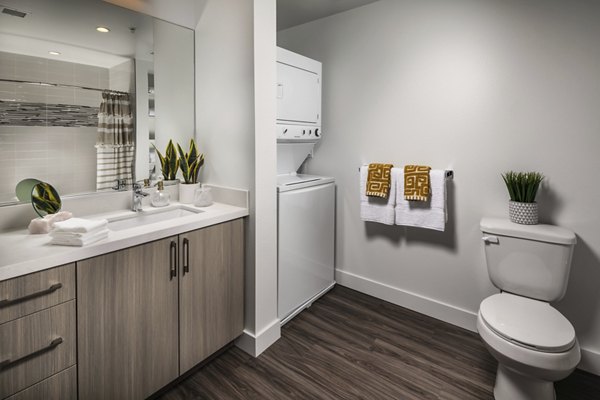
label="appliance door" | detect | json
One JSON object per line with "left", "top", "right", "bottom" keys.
{"left": 278, "top": 182, "right": 335, "bottom": 320}
{"left": 277, "top": 62, "right": 320, "bottom": 124}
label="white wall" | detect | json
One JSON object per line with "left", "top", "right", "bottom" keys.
{"left": 153, "top": 19, "right": 195, "bottom": 168}
{"left": 278, "top": 0, "right": 600, "bottom": 374}
{"left": 195, "top": 0, "right": 279, "bottom": 356}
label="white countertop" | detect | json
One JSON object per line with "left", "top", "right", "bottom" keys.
{"left": 0, "top": 201, "right": 248, "bottom": 281}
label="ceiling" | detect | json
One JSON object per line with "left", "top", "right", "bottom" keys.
{"left": 0, "top": 0, "right": 157, "bottom": 67}
{"left": 277, "top": 0, "right": 379, "bottom": 31}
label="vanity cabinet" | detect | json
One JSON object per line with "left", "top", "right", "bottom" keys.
{"left": 77, "top": 236, "right": 179, "bottom": 400}
{"left": 179, "top": 218, "right": 244, "bottom": 373}
{"left": 0, "top": 264, "right": 76, "bottom": 400}
{"left": 76, "top": 219, "right": 244, "bottom": 399}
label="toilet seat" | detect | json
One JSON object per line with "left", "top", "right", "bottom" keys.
{"left": 480, "top": 293, "right": 576, "bottom": 353}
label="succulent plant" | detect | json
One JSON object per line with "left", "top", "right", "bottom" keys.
{"left": 177, "top": 139, "right": 205, "bottom": 184}
{"left": 501, "top": 171, "right": 544, "bottom": 203}
{"left": 31, "top": 182, "right": 61, "bottom": 217}
{"left": 153, "top": 140, "right": 179, "bottom": 181}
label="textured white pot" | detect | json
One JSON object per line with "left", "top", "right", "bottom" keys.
{"left": 509, "top": 201, "right": 538, "bottom": 225}
{"left": 179, "top": 183, "right": 198, "bottom": 204}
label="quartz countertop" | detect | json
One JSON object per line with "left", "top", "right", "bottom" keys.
{"left": 0, "top": 201, "right": 248, "bottom": 281}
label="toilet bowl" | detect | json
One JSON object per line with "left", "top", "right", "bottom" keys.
{"left": 479, "top": 218, "right": 579, "bottom": 400}
{"left": 477, "top": 293, "right": 580, "bottom": 400}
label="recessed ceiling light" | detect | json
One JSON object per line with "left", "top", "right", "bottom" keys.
{"left": 48, "top": 51, "right": 61, "bottom": 55}
{"left": 96, "top": 26, "right": 110, "bottom": 33}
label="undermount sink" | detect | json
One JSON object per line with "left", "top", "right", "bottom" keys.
{"left": 107, "top": 206, "right": 203, "bottom": 231}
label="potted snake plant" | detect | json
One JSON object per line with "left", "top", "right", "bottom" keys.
{"left": 501, "top": 171, "right": 544, "bottom": 225}
{"left": 153, "top": 140, "right": 179, "bottom": 184}
{"left": 177, "top": 139, "right": 205, "bottom": 204}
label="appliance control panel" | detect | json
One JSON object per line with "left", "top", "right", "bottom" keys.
{"left": 277, "top": 124, "right": 321, "bottom": 142}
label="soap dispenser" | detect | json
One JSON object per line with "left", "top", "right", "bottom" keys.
{"left": 151, "top": 181, "right": 170, "bottom": 207}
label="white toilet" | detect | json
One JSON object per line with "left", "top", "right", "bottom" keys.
{"left": 478, "top": 218, "right": 580, "bottom": 400}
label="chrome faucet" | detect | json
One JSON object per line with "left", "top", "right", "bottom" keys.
{"left": 112, "top": 179, "right": 127, "bottom": 191}
{"left": 132, "top": 182, "right": 150, "bottom": 212}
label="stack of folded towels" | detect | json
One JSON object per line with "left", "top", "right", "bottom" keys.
{"left": 49, "top": 218, "right": 109, "bottom": 246}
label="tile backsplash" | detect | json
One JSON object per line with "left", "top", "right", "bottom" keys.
{"left": 0, "top": 52, "right": 134, "bottom": 203}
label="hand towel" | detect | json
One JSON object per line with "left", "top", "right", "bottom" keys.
{"left": 28, "top": 211, "right": 74, "bottom": 234}
{"left": 360, "top": 165, "right": 396, "bottom": 225}
{"left": 52, "top": 217, "right": 108, "bottom": 234}
{"left": 366, "top": 163, "right": 394, "bottom": 198}
{"left": 404, "top": 165, "right": 431, "bottom": 201}
{"left": 395, "top": 169, "right": 447, "bottom": 231}
{"left": 49, "top": 229, "right": 109, "bottom": 247}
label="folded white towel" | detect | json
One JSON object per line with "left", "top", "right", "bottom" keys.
{"left": 52, "top": 217, "right": 108, "bottom": 234}
{"left": 49, "top": 229, "right": 109, "bottom": 247}
{"left": 360, "top": 165, "right": 396, "bottom": 225}
{"left": 395, "top": 169, "right": 447, "bottom": 231}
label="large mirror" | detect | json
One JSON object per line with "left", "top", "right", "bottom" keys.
{"left": 0, "top": 0, "right": 194, "bottom": 205}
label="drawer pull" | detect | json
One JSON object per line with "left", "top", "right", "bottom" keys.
{"left": 0, "top": 337, "right": 63, "bottom": 370}
{"left": 0, "top": 283, "right": 63, "bottom": 308}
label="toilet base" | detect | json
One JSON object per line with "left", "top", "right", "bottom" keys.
{"left": 494, "top": 365, "right": 555, "bottom": 400}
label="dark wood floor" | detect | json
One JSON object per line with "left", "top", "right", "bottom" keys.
{"left": 159, "top": 286, "right": 600, "bottom": 400}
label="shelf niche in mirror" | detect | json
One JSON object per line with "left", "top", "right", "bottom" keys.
{"left": 0, "top": 0, "right": 194, "bottom": 206}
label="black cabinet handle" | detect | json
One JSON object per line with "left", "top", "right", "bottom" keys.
{"left": 183, "top": 238, "right": 190, "bottom": 274}
{"left": 0, "top": 283, "right": 63, "bottom": 308}
{"left": 170, "top": 241, "right": 177, "bottom": 280}
{"left": 0, "top": 337, "right": 63, "bottom": 370}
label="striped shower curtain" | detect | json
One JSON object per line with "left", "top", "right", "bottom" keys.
{"left": 95, "top": 91, "right": 135, "bottom": 190}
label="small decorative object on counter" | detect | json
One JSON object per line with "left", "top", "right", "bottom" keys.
{"left": 194, "top": 184, "right": 213, "bottom": 207}
{"left": 177, "top": 139, "right": 205, "bottom": 204}
{"left": 151, "top": 181, "right": 170, "bottom": 207}
{"left": 501, "top": 171, "right": 544, "bottom": 225}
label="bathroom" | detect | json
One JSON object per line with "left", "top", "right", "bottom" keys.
{"left": 1, "top": 0, "right": 599, "bottom": 399}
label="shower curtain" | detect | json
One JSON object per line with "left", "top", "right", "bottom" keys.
{"left": 95, "top": 91, "right": 135, "bottom": 190}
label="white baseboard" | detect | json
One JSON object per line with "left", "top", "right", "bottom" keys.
{"left": 336, "top": 269, "right": 478, "bottom": 332}
{"left": 336, "top": 268, "right": 600, "bottom": 376}
{"left": 580, "top": 348, "right": 600, "bottom": 375}
{"left": 235, "top": 318, "right": 281, "bottom": 357}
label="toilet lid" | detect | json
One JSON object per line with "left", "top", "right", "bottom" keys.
{"left": 480, "top": 293, "right": 576, "bottom": 353}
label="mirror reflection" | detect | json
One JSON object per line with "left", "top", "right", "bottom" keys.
{"left": 0, "top": 0, "right": 194, "bottom": 205}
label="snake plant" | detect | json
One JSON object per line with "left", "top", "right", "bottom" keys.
{"left": 153, "top": 140, "right": 179, "bottom": 181}
{"left": 31, "top": 182, "right": 61, "bottom": 217}
{"left": 501, "top": 171, "right": 544, "bottom": 203}
{"left": 177, "top": 139, "right": 205, "bottom": 184}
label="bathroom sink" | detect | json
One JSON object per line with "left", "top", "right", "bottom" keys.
{"left": 107, "top": 206, "right": 203, "bottom": 231}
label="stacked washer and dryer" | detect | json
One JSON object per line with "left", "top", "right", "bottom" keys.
{"left": 276, "top": 47, "right": 335, "bottom": 324}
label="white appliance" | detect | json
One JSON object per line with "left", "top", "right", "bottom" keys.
{"left": 276, "top": 47, "right": 335, "bottom": 324}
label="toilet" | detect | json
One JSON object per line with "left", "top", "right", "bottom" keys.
{"left": 478, "top": 218, "right": 580, "bottom": 400}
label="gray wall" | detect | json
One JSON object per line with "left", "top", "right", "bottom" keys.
{"left": 279, "top": 0, "right": 600, "bottom": 373}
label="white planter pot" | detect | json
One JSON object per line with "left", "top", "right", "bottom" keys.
{"left": 162, "top": 179, "right": 179, "bottom": 201}
{"left": 509, "top": 201, "right": 538, "bottom": 225}
{"left": 179, "top": 183, "right": 198, "bottom": 204}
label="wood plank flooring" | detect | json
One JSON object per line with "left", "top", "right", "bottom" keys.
{"left": 158, "top": 286, "right": 600, "bottom": 400}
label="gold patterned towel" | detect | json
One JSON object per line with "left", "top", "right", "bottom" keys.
{"left": 366, "top": 163, "right": 394, "bottom": 198}
{"left": 404, "top": 165, "right": 431, "bottom": 201}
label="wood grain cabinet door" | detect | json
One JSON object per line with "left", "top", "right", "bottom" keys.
{"left": 77, "top": 236, "right": 179, "bottom": 400}
{"left": 179, "top": 219, "right": 244, "bottom": 373}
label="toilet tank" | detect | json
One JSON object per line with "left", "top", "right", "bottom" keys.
{"left": 480, "top": 218, "right": 576, "bottom": 302}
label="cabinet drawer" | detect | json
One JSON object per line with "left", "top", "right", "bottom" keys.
{"left": 0, "top": 300, "right": 76, "bottom": 399}
{"left": 6, "top": 365, "right": 76, "bottom": 400}
{"left": 0, "top": 264, "right": 75, "bottom": 324}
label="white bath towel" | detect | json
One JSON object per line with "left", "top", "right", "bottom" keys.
{"left": 360, "top": 165, "right": 397, "bottom": 225}
{"left": 395, "top": 169, "right": 447, "bottom": 231}
{"left": 49, "top": 229, "right": 109, "bottom": 247}
{"left": 51, "top": 217, "right": 108, "bottom": 234}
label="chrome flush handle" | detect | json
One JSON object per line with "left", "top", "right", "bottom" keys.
{"left": 482, "top": 235, "right": 499, "bottom": 244}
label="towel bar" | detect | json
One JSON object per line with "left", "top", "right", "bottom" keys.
{"left": 358, "top": 166, "right": 454, "bottom": 179}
